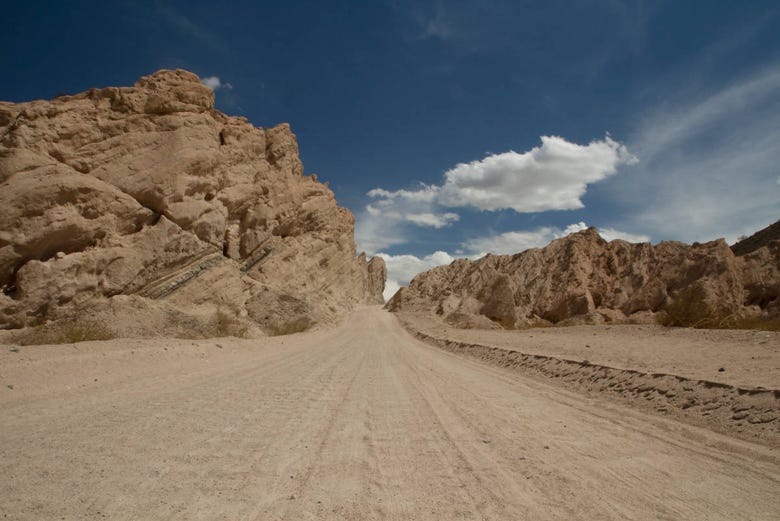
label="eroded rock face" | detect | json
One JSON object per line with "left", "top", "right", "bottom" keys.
{"left": 0, "top": 69, "right": 385, "bottom": 336}
{"left": 387, "top": 227, "right": 779, "bottom": 328}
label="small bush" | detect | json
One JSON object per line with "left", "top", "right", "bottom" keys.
{"left": 265, "top": 317, "right": 311, "bottom": 336}
{"left": 657, "top": 292, "right": 780, "bottom": 331}
{"left": 721, "top": 316, "right": 780, "bottom": 331}
{"left": 657, "top": 284, "right": 733, "bottom": 329}
{"left": 15, "top": 320, "right": 117, "bottom": 345}
{"left": 215, "top": 310, "right": 249, "bottom": 338}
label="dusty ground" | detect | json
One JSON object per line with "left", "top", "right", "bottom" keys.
{"left": 400, "top": 313, "right": 780, "bottom": 388}
{"left": 400, "top": 312, "right": 780, "bottom": 446}
{"left": 1, "top": 306, "right": 778, "bottom": 520}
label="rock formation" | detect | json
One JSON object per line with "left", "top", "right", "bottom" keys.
{"left": 387, "top": 227, "right": 779, "bottom": 329}
{"left": 0, "top": 69, "right": 385, "bottom": 337}
{"left": 731, "top": 220, "right": 780, "bottom": 256}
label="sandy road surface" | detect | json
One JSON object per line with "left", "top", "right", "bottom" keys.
{"left": 1, "top": 307, "right": 778, "bottom": 520}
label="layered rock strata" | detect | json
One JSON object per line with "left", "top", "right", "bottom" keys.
{"left": 0, "top": 69, "right": 384, "bottom": 337}
{"left": 387, "top": 227, "right": 779, "bottom": 328}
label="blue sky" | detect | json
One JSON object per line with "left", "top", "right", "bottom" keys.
{"left": 2, "top": 1, "right": 779, "bottom": 298}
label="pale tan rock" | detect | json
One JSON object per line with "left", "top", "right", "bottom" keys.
{"left": 0, "top": 69, "right": 384, "bottom": 335}
{"left": 360, "top": 253, "right": 387, "bottom": 305}
{"left": 387, "top": 227, "right": 780, "bottom": 329}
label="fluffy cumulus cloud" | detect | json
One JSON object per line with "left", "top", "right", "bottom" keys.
{"left": 358, "top": 134, "right": 637, "bottom": 256}
{"left": 376, "top": 251, "right": 455, "bottom": 302}
{"left": 369, "top": 135, "right": 637, "bottom": 215}
{"left": 438, "top": 135, "right": 637, "bottom": 212}
{"left": 377, "top": 222, "right": 648, "bottom": 300}
{"left": 201, "top": 76, "right": 233, "bottom": 90}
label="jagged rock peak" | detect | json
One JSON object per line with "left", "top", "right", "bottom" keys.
{"left": 0, "top": 69, "right": 385, "bottom": 338}
{"left": 387, "top": 228, "right": 779, "bottom": 329}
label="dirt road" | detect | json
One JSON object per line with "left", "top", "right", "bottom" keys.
{"left": 1, "top": 307, "right": 778, "bottom": 520}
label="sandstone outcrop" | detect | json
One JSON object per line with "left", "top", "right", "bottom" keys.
{"left": 387, "top": 227, "right": 779, "bottom": 328}
{"left": 0, "top": 69, "right": 385, "bottom": 338}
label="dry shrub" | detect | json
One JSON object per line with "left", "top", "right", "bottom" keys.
{"left": 265, "top": 317, "right": 311, "bottom": 336}
{"left": 215, "top": 309, "right": 249, "bottom": 338}
{"left": 721, "top": 316, "right": 780, "bottom": 331}
{"left": 15, "top": 320, "right": 117, "bottom": 345}
{"left": 658, "top": 291, "right": 780, "bottom": 331}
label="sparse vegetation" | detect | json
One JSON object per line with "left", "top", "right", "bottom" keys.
{"left": 657, "top": 292, "right": 780, "bottom": 331}
{"left": 14, "top": 320, "right": 117, "bottom": 345}
{"left": 215, "top": 309, "right": 250, "bottom": 338}
{"left": 714, "top": 316, "right": 780, "bottom": 331}
{"left": 265, "top": 317, "right": 311, "bottom": 336}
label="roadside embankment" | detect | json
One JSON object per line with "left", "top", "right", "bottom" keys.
{"left": 397, "top": 313, "right": 780, "bottom": 447}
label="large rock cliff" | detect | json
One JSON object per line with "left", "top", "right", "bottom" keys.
{"left": 387, "top": 227, "right": 779, "bottom": 329}
{"left": 0, "top": 69, "right": 384, "bottom": 337}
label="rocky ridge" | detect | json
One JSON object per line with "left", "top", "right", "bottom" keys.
{"left": 0, "top": 69, "right": 385, "bottom": 338}
{"left": 387, "top": 227, "right": 779, "bottom": 329}
{"left": 731, "top": 220, "right": 780, "bottom": 257}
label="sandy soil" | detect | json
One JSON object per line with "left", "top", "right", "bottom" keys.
{"left": 400, "top": 312, "right": 780, "bottom": 446}
{"left": 400, "top": 313, "right": 780, "bottom": 388}
{"left": 1, "top": 307, "right": 779, "bottom": 520}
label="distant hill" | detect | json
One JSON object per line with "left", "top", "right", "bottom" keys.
{"left": 731, "top": 220, "right": 780, "bottom": 256}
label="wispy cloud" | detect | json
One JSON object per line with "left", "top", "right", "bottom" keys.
{"left": 635, "top": 67, "right": 780, "bottom": 159}
{"left": 420, "top": 1, "right": 453, "bottom": 40}
{"left": 156, "top": 2, "right": 228, "bottom": 52}
{"left": 201, "top": 76, "right": 233, "bottom": 91}
{"left": 404, "top": 212, "right": 459, "bottom": 228}
{"left": 461, "top": 222, "right": 649, "bottom": 257}
{"left": 393, "top": 0, "right": 654, "bottom": 82}
{"left": 611, "top": 64, "right": 780, "bottom": 243}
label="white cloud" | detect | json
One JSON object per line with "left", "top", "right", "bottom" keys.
{"left": 367, "top": 185, "right": 439, "bottom": 203}
{"left": 201, "top": 76, "right": 233, "bottom": 91}
{"left": 356, "top": 202, "right": 461, "bottom": 254}
{"left": 463, "top": 222, "right": 649, "bottom": 257}
{"left": 462, "top": 227, "right": 561, "bottom": 256}
{"left": 439, "top": 135, "right": 637, "bottom": 212}
{"left": 405, "top": 212, "right": 459, "bottom": 228}
{"left": 598, "top": 227, "right": 651, "bottom": 243}
{"left": 357, "top": 187, "right": 459, "bottom": 255}
{"left": 358, "top": 134, "right": 637, "bottom": 255}
{"left": 369, "top": 135, "right": 636, "bottom": 215}
{"left": 377, "top": 251, "right": 456, "bottom": 301}
{"left": 355, "top": 208, "right": 410, "bottom": 254}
